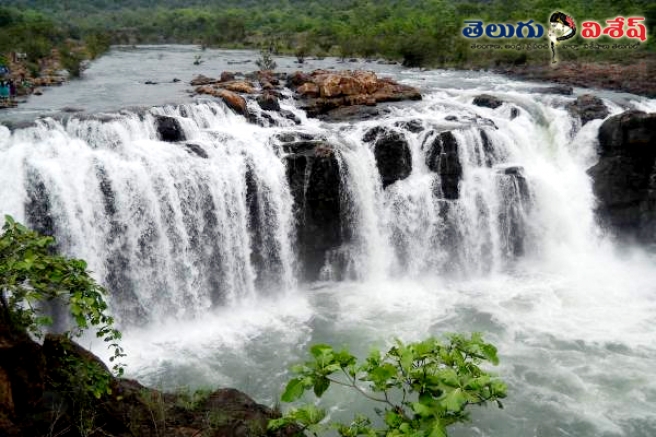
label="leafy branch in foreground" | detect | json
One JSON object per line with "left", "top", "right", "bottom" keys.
{"left": 0, "top": 215, "right": 125, "bottom": 382}
{"left": 270, "top": 334, "right": 507, "bottom": 437}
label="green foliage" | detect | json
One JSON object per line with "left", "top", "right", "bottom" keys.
{"left": 270, "top": 334, "right": 507, "bottom": 437}
{"left": 0, "top": 216, "right": 125, "bottom": 377}
{"left": 58, "top": 44, "right": 85, "bottom": 78}
{"left": 256, "top": 46, "right": 277, "bottom": 70}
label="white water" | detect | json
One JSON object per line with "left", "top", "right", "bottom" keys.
{"left": 2, "top": 48, "right": 656, "bottom": 436}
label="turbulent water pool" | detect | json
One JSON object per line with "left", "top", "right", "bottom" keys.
{"left": 1, "top": 45, "right": 656, "bottom": 437}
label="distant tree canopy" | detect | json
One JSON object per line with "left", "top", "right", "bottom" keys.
{"left": 1, "top": 0, "right": 654, "bottom": 68}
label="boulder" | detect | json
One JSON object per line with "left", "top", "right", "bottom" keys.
{"left": 587, "top": 110, "right": 656, "bottom": 243}
{"left": 196, "top": 87, "right": 248, "bottom": 115}
{"left": 257, "top": 91, "right": 281, "bottom": 111}
{"left": 395, "top": 119, "right": 424, "bottom": 133}
{"left": 184, "top": 143, "right": 209, "bottom": 159}
{"left": 190, "top": 74, "right": 216, "bottom": 86}
{"left": 217, "top": 80, "right": 256, "bottom": 94}
{"left": 425, "top": 131, "right": 462, "bottom": 199}
{"left": 220, "top": 71, "right": 235, "bottom": 82}
{"left": 155, "top": 115, "right": 186, "bottom": 142}
{"left": 284, "top": 141, "right": 343, "bottom": 280}
{"left": 293, "top": 70, "right": 421, "bottom": 118}
{"left": 473, "top": 94, "right": 503, "bottom": 109}
{"left": 373, "top": 130, "right": 412, "bottom": 188}
{"left": 531, "top": 84, "right": 574, "bottom": 95}
{"left": 566, "top": 94, "right": 609, "bottom": 126}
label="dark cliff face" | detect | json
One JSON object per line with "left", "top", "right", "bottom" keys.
{"left": 587, "top": 110, "right": 656, "bottom": 244}
{"left": 0, "top": 325, "right": 295, "bottom": 437}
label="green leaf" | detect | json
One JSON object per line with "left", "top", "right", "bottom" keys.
{"left": 429, "top": 423, "right": 447, "bottom": 437}
{"left": 310, "top": 344, "right": 333, "bottom": 358}
{"left": 281, "top": 377, "right": 306, "bottom": 402}
{"left": 442, "top": 388, "right": 467, "bottom": 412}
{"left": 313, "top": 376, "right": 330, "bottom": 397}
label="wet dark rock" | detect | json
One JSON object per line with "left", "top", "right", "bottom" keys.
{"left": 445, "top": 115, "right": 458, "bottom": 121}
{"left": 362, "top": 126, "right": 387, "bottom": 143}
{"left": 395, "top": 119, "right": 424, "bottom": 133}
{"left": 566, "top": 94, "right": 610, "bottom": 126}
{"left": 184, "top": 143, "right": 209, "bottom": 159}
{"left": 155, "top": 115, "right": 186, "bottom": 142}
{"left": 0, "top": 329, "right": 296, "bottom": 437}
{"left": 425, "top": 131, "right": 462, "bottom": 199}
{"left": 144, "top": 80, "right": 157, "bottom": 85}
{"left": 256, "top": 91, "right": 281, "bottom": 111}
{"left": 285, "top": 143, "right": 343, "bottom": 280}
{"left": 172, "top": 78, "right": 181, "bottom": 83}
{"left": 373, "top": 131, "right": 412, "bottom": 188}
{"left": 587, "top": 110, "right": 656, "bottom": 243}
{"left": 496, "top": 166, "right": 531, "bottom": 256}
{"left": 473, "top": 94, "right": 503, "bottom": 109}
{"left": 280, "top": 109, "right": 301, "bottom": 125}
{"left": 510, "top": 107, "right": 520, "bottom": 119}
{"left": 315, "top": 105, "right": 385, "bottom": 122}
{"left": 531, "top": 84, "right": 573, "bottom": 95}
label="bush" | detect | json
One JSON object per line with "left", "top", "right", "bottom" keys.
{"left": 270, "top": 334, "right": 507, "bottom": 437}
{"left": 0, "top": 215, "right": 124, "bottom": 380}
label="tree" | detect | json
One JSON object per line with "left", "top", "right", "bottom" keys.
{"left": 270, "top": 334, "right": 507, "bottom": 437}
{"left": 0, "top": 216, "right": 124, "bottom": 380}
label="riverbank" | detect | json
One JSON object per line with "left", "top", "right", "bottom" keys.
{"left": 495, "top": 58, "right": 656, "bottom": 98}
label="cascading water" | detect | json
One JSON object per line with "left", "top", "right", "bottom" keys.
{"left": 1, "top": 48, "right": 656, "bottom": 436}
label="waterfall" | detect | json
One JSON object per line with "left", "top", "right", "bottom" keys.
{"left": 0, "top": 91, "right": 618, "bottom": 325}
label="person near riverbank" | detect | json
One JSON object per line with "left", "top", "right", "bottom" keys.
{"left": 0, "top": 80, "right": 10, "bottom": 103}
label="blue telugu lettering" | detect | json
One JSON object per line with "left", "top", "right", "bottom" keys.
{"left": 463, "top": 19, "right": 545, "bottom": 39}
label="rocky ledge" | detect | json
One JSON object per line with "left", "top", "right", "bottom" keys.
{"left": 588, "top": 110, "right": 656, "bottom": 244}
{"left": 192, "top": 69, "right": 421, "bottom": 123}
{"left": 0, "top": 325, "right": 295, "bottom": 437}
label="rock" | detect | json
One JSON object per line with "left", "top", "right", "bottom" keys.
{"left": 218, "top": 80, "right": 256, "bottom": 94}
{"left": 155, "top": 115, "right": 186, "bottom": 142}
{"left": 362, "top": 126, "right": 387, "bottom": 143}
{"left": 315, "top": 105, "right": 385, "bottom": 122}
{"left": 445, "top": 115, "right": 458, "bottom": 121}
{"left": 566, "top": 94, "right": 610, "bottom": 125}
{"left": 395, "top": 119, "right": 424, "bottom": 133}
{"left": 285, "top": 141, "right": 342, "bottom": 280}
{"left": 287, "top": 71, "right": 311, "bottom": 88}
{"left": 33, "top": 88, "right": 43, "bottom": 96}
{"left": 197, "top": 87, "right": 248, "bottom": 116}
{"left": 473, "top": 94, "right": 503, "bottom": 109}
{"left": 144, "top": 80, "right": 157, "bottom": 85}
{"left": 190, "top": 74, "right": 216, "bottom": 86}
{"left": 172, "top": 78, "right": 181, "bottom": 83}
{"left": 425, "top": 131, "right": 462, "bottom": 199}
{"left": 373, "top": 130, "right": 412, "bottom": 188}
{"left": 510, "top": 107, "right": 520, "bottom": 119}
{"left": 293, "top": 70, "right": 421, "bottom": 118}
{"left": 531, "top": 84, "right": 574, "bottom": 95}
{"left": 0, "top": 328, "right": 296, "bottom": 437}
{"left": 220, "top": 71, "right": 235, "bottom": 82}
{"left": 297, "top": 82, "right": 320, "bottom": 98}
{"left": 257, "top": 91, "right": 281, "bottom": 111}
{"left": 280, "top": 109, "right": 301, "bottom": 125}
{"left": 185, "top": 143, "right": 209, "bottom": 159}
{"left": 587, "top": 110, "right": 656, "bottom": 243}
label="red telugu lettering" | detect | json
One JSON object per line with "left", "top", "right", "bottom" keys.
{"left": 581, "top": 21, "right": 601, "bottom": 38}
{"left": 626, "top": 17, "right": 647, "bottom": 42}
{"left": 602, "top": 17, "right": 624, "bottom": 38}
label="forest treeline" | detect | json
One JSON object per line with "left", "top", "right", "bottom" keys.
{"left": 1, "top": 0, "right": 655, "bottom": 69}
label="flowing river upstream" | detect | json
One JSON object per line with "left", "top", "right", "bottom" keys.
{"left": 1, "top": 45, "right": 656, "bottom": 437}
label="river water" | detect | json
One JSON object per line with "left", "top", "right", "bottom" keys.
{"left": 1, "top": 45, "right": 656, "bottom": 437}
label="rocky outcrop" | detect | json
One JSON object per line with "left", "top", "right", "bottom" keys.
{"left": 566, "top": 94, "right": 609, "bottom": 126}
{"left": 196, "top": 86, "right": 248, "bottom": 116}
{"left": 190, "top": 74, "right": 217, "bottom": 86}
{"left": 473, "top": 94, "right": 503, "bottom": 109}
{"left": 293, "top": 70, "right": 421, "bottom": 119}
{"left": 425, "top": 131, "right": 462, "bottom": 200}
{"left": 256, "top": 91, "right": 281, "bottom": 111}
{"left": 155, "top": 116, "right": 185, "bottom": 142}
{"left": 283, "top": 138, "right": 343, "bottom": 280}
{"left": 217, "top": 81, "right": 256, "bottom": 94}
{"left": 587, "top": 110, "right": 656, "bottom": 243}
{"left": 365, "top": 130, "right": 412, "bottom": 188}
{"left": 0, "top": 325, "right": 294, "bottom": 437}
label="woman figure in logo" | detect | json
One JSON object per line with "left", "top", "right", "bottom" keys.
{"left": 548, "top": 11, "right": 576, "bottom": 63}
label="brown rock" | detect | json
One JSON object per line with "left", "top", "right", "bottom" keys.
{"left": 218, "top": 80, "right": 256, "bottom": 94}
{"left": 190, "top": 74, "right": 216, "bottom": 86}
{"left": 297, "top": 82, "right": 320, "bottom": 98}
{"left": 216, "top": 89, "right": 248, "bottom": 115}
{"left": 220, "top": 71, "right": 235, "bottom": 82}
